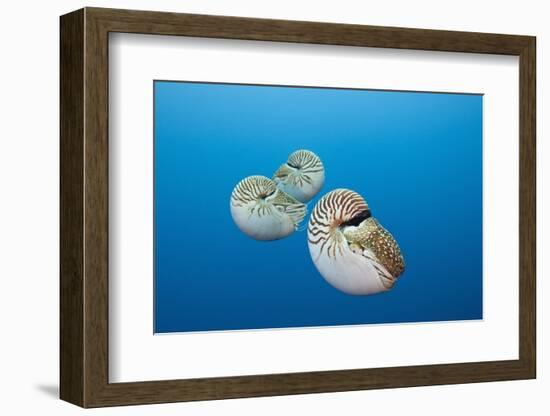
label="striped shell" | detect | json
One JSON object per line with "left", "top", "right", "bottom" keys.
{"left": 230, "top": 175, "right": 307, "bottom": 241}
{"left": 307, "top": 189, "right": 405, "bottom": 295}
{"left": 273, "top": 150, "right": 325, "bottom": 203}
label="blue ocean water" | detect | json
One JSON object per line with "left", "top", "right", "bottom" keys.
{"left": 154, "top": 81, "right": 483, "bottom": 333}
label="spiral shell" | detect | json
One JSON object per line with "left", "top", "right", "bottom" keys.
{"left": 230, "top": 175, "right": 307, "bottom": 241}
{"left": 307, "top": 189, "right": 405, "bottom": 295}
{"left": 273, "top": 150, "right": 325, "bottom": 203}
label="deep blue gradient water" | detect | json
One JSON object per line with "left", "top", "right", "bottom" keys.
{"left": 154, "top": 81, "right": 483, "bottom": 333}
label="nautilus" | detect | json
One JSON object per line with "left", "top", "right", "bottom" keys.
{"left": 230, "top": 175, "right": 307, "bottom": 241}
{"left": 307, "top": 189, "right": 405, "bottom": 295}
{"left": 273, "top": 150, "right": 325, "bottom": 203}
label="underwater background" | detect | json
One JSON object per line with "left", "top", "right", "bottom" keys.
{"left": 154, "top": 81, "right": 483, "bottom": 333}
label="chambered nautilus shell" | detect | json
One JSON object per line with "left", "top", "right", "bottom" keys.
{"left": 230, "top": 175, "right": 307, "bottom": 241}
{"left": 273, "top": 150, "right": 325, "bottom": 203}
{"left": 307, "top": 189, "right": 405, "bottom": 295}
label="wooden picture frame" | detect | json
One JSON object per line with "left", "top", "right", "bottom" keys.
{"left": 60, "top": 7, "right": 536, "bottom": 408}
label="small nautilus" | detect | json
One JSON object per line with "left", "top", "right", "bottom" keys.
{"left": 307, "top": 189, "right": 405, "bottom": 295}
{"left": 230, "top": 175, "right": 307, "bottom": 241}
{"left": 273, "top": 150, "right": 325, "bottom": 203}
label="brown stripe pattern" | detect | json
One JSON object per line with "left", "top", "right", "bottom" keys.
{"left": 308, "top": 189, "right": 369, "bottom": 260}
{"left": 230, "top": 176, "right": 277, "bottom": 208}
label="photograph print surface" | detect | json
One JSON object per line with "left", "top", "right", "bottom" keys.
{"left": 154, "top": 81, "right": 482, "bottom": 333}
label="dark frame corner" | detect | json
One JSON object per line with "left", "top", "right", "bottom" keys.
{"left": 60, "top": 7, "right": 536, "bottom": 408}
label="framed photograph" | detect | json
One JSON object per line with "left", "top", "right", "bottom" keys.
{"left": 60, "top": 7, "right": 536, "bottom": 408}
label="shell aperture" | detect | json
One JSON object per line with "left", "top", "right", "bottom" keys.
{"left": 230, "top": 175, "right": 307, "bottom": 241}
{"left": 273, "top": 150, "right": 325, "bottom": 203}
{"left": 307, "top": 189, "right": 405, "bottom": 295}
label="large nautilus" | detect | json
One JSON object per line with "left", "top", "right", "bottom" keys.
{"left": 230, "top": 175, "right": 307, "bottom": 241}
{"left": 273, "top": 150, "right": 325, "bottom": 203}
{"left": 307, "top": 189, "right": 405, "bottom": 295}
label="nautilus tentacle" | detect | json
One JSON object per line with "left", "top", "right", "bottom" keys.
{"left": 230, "top": 175, "right": 307, "bottom": 241}
{"left": 307, "top": 189, "right": 405, "bottom": 295}
{"left": 273, "top": 150, "right": 325, "bottom": 203}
